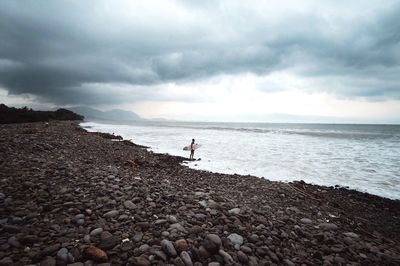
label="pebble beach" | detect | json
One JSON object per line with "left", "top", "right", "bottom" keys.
{"left": 1, "top": 121, "right": 400, "bottom": 265}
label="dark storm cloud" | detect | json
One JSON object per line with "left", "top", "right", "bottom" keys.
{"left": 0, "top": 0, "right": 399, "bottom": 105}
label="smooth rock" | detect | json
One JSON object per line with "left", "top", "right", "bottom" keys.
{"left": 343, "top": 232, "right": 359, "bottom": 238}
{"left": 130, "top": 256, "right": 150, "bottom": 266}
{"left": 161, "top": 239, "right": 177, "bottom": 257}
{"left": 318, "top": 223, "right": 339, "bottom": 230}
{"left": 203, "top": 234, "right": 222, "bottom": 254}
{"left": 228, "top": 208, "right": 240, "bottom": 215}
{"left": 167, "top": 215, "right": 178, "bottom": 223}
{"left": 237, "top": 250, "right": 248, "bottom": 263}
{"left": 218, "top": 249, "right": 234, "bottom": 264}
{"left": 300, "top": 218, "right": 313, "bottom": 224}
{"left": 175, "top": 239, "right": 189, "bottom": 251}
{"left": 124, "top": 200, "right": 136, "bottom": 210}
{"left": 284, "top": 259, "right": 296, "bottom": 266}
{"left": 180, "top": 251, "right": 193, "bottom": 266}
{"left": 227, "top": 233, "right": 244, "bottom": 249}
{"left": 90, "top": 228, "right": 103, "bottom": 236}
{"left": 83, "top": 246, "right": 108, "bottom": 262}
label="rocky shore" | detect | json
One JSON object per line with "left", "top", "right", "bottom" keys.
{"left": 1, "top": 121, "right": 399, "bottom": 266}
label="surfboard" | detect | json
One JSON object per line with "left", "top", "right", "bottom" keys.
{"left": 183, "top": 143, "right": 201, "bottom": 151}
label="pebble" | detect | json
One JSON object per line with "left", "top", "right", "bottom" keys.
{"left": 1, "top": 120, "right": 399, "bottom": 266}
{"left": 103, "top": 210, "right": 119, "bottom": 218}
{"left": 180, "top": 251, "right": 193, "bottom": 266}
{"left": 130, "top": 256, "right": 150, "bottom": 266}
{"left": 161, "top": 239, "right": 177, "bottom": 257}
{"left": 83, "top": 246, "right": 108, "bottom": 262}
{"left": 343, "top": 232, "right": 359, "bottom": 238}
{"left": 123, "top": 200, "right": 136, "bottom": 210}
{"left": 138, "top": 244, "right": 150, "bottom": 253}
{"left": 90, "top": 228, "right": 103, "bottom": 236}
{"left": 167, "top": 215, "right": 178, "bottom": 223}
{"left": 318, "top": 223, "right": 339, "bottom": 230}
{"left": 175, "top": 239, "right": 189, "bottom": 251}
{"left": 203, "top": 234, "right": 222, "bottom": 253}
{"left": 219, "top": 249, "right": 234, "bottom": 264}
{"left": 300, "top": 218, "right": 313, "bottom": 224}
{"left": 228, "top": 208, "right": 240, "bottom": 215}
{"left": 240, "top": 245, "right": 252, "bottom": 254}
{"left": 237, "top": 250, "right": 248, "bottom": 263}
{"left": 227, "top": 233, "right": 244, "bottom": 249}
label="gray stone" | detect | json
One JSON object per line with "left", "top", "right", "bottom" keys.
{"left": 228, "top": 208, "right": 240, "bottom": 215}
{"left": 57, "top": 247, "right": 69, "bottom": 262}
{"left": 283, "top": 259, "right": 295, "bottom": 266}
{"left": 237, "top": 250, "right": 248, "bottom": 263}
{"left": 124, "top": 200, "right": 136, "bottom": 210}
{"left": 203, "top": 234, "right": 222, "bottom": 253}
{"left": 138, "top": 244, "right": 150, "bottom": 253}
{"left": 169, "top": 223, "right": 187, "bottom": 233}
{"left": 103, "top": 210, "right": 119, "bottom": 218}
{"left": 180, "top": 251, "right": 193, "bottom": 266}
{"left": 227, "top": 233, "right": 244, "bottom": 249}
{"left": 318, "top": 223, "right": 338, "bottom": 230}
{"left": 167, "top": 215, "right": 178, "bottom": 223}
{"left": 90, "top": 228, "right": 103, "bottom": 236}
{"left": 161, "top": 239, "right": 177, "bottom": 257}
{"left": 219, "top": 249, "right": 234, "bottom": 264}
{"left": 67, "top": 263, "right": 84, "bottom": 266}
{"left": 343, "top": 232, "right": 359, "bottom": 238}
{"left": 130, "top": 256, "right": 150, "bottom": 266}
{"left": 300, "top": 218, "right": 313, "bottom": 224}
{"left": 133, "top": 231, "right": 143, "bottom": 242}
{"left": 240, "top": 245, "right": 252, "bottom": 254}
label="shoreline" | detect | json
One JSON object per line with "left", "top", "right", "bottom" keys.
{"left": 0, "top": 121, "right": 399, "bottom": 265}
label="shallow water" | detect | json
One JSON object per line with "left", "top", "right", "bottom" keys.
{"left": 81, "top": 121, "right": 400, "bottom": 200}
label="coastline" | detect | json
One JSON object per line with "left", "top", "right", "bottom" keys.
{"left": 0, "top": 121, "right": 399, "bottom": 265}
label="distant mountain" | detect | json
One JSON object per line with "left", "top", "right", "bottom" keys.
{"left": 70, "top": 106, "right": 142, "bottom": 122}
{"left": 0, "top": 104, "right": 83, "bottom": 124}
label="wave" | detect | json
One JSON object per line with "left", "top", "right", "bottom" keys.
{"left": 142, "top": 123, "right": 400, "bottom": 140}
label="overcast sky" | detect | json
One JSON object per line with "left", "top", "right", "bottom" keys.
{"left": 1, "top": 0, "right": 400, "bottom": 123}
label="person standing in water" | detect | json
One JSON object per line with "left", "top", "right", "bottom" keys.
{"left": 190, "top": 138, "right": 195, "bottom": 160}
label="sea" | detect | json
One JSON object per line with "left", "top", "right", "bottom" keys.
{"left": 81, "top": 121, "right": 400, "bottom": 200}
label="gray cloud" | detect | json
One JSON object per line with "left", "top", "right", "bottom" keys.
{"left": 0, "top": 0, "right": 399, "bottom": 105}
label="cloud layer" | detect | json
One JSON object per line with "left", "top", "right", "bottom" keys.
{"left": 0, "top": 0, "right": 399, "bottom": 105}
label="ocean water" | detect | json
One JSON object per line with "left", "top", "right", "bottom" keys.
{"left": 81, "top": 121, "right": 400, "bottom": 200}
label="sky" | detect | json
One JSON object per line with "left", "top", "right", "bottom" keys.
{"left": 0, "top": 0, "right": 400, "bottom": 123}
